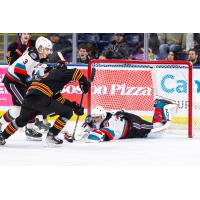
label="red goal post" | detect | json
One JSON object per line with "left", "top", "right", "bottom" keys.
{"left": 87, "top": 59, "right": 193, "bottom": 138}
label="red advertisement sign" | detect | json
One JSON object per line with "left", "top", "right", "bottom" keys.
{"left": 0, "top": 66, "right": 12, "bottom": 106}
{"left": 61, "top": 69, "right": 89, "bottom": 107}
{"left": 90, "top": 69, "right": 154, "bottom": 111}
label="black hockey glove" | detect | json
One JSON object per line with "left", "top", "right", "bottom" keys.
{"left": 72, "top": 102, "right": 84, "bottom": 116}
{"left": 79, "top": 80, "right": 91, "bottom": 94}
{"left": 54, "top": 60, "right": 67, "bottom": 69}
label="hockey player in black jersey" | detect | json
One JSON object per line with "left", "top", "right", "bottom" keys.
{"left": 0, "top": 61, "right": 91, "bottom": 145}
{"left": 0, "top": 36, "right": 52, "bottom": 141}
{"left": 7, "top": 33, "right": 35, "bottom": 65}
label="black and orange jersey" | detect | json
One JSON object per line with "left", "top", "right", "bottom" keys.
{"left": 29, "top": 66, "right": 88, "bottom": 98}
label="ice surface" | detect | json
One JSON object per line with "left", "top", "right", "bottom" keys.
{"left": 0, "top": 121, "right": 200, "bottom": 166}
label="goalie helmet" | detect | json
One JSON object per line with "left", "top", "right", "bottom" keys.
{"left": 91, "top": 106, "right": 107, "bottom": 121}
{"left": 35, "top": 36, "right": 53, "bottom": 54}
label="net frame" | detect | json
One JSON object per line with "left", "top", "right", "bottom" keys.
{"left": 88, "top": 59, "right": 193, "bottom": 138}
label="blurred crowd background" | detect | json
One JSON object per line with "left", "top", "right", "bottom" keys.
{"left": 1, "top": 33, "right": 200, "bottom": 66}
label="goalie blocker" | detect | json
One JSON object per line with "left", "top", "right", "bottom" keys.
{"left": 65, "top": 99, "right": 178, "bottom": 143}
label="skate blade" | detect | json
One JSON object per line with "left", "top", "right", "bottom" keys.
{"left": 45, "top": 141, "right": 63, "bottom": 147}
{"left": 26, "top": 136, "right": 43, "bottom": 141}
{"left": 45, "top": 139, "right": 63, "bottom": 147}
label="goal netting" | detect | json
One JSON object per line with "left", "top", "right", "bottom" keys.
{"left": 88, "top": 59, "right": 198, "bottom": 138}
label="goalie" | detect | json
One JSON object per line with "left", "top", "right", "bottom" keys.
{"left": 64, "top": 98, "right": 178, "bottom": 143}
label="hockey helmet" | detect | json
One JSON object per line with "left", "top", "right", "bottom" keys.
{"left": 35, "top": 36, "right": 53, "bottom": 54}
{"left": 91, "top": 106, "right": 107, "bottom": 120}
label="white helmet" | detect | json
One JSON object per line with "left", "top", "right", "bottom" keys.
{"left": 35, "top": 36, "right": 53, "bottom": 54}
{"left": 91, "top": 106, "right": 107, "bottom": 120}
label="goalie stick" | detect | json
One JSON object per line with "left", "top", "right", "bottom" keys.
{"left": 65, "top": 67, "right": 96, "bottom": 143}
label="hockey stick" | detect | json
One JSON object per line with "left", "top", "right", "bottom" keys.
{"left": 65, "top": 67, "right": 96, "bottom": 143}
{"left": 71, "top": 93, "right": 84, "bottom": 140}
{"left": 57, "top": 51, "right": 65, "bottom": 61}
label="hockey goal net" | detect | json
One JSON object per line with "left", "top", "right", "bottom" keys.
{"left": 87, "top": 59, "right": 198, "bottom": 138}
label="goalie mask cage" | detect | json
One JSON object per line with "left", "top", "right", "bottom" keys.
{"left": 87, "top": 59, "right": 195, "bottom": 138}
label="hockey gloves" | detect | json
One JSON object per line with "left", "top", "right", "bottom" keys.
{"left": 79, "top": 80, "right": 91, "bottom": 94}
{"left": 54, "top": 60, "right": 67, "bottom": 69}
{"left": 72, "top": 102, "right": 84, "bottom": 116}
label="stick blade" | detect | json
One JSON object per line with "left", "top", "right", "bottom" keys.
{"left": 64, "top": 132, "right": 74, "bottom": 143}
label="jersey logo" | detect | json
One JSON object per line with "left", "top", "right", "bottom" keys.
{"left": 30, "top": 52, "right": 37, "bottom": 60}
{"left": 23, "top": 59, "right": 28, "bottom": 64}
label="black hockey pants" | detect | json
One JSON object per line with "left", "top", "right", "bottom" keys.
{"left": 15, "top": 93, "right": 73, "bottom": 128}
{"left": 115, "top": 111, "right": 153, "bottom": 138}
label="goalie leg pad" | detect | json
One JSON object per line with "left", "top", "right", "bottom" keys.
{"left": 153, "top": 98, "right": 178, "bottom": 123}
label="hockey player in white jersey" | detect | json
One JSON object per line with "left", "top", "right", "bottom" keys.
{"left": 64, "top": 98, "right": 178, "bottom": 142}
{"left": 0, "top": 36, "right": 52, "bottom": 140}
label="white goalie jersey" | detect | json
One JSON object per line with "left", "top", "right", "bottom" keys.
{"left": 79, "top": 114, "right": 129, "bottom": 142}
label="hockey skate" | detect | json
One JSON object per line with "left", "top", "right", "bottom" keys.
{"left": 45, "top": 131, "right": 63, "bottom": 145}
{"left": 0, "top": 133, "right": 6, "bottom": 145}
{"left": 35, "top": 118, "right": 51, "bottom": 131}
{"left": 25, "top": 126, "right": 43, "bottom": 141}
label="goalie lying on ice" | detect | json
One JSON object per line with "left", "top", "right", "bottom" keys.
{"left": 64, "top": 98, "right": 178, "bottom": 143}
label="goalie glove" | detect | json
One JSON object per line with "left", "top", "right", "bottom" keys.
{"left": 83, "top": 115, "right": 94, "bottom": 128}
{"left": 80, "top": 130, "right": 105, "bottom": 143}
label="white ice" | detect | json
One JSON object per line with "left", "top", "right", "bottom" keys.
{"left": 1, "top": 121, "right": 200, "bottom": 166}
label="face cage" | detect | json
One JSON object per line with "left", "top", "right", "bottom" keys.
{"left": 92, "top": 116, "right": 103, "bottom": 123}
